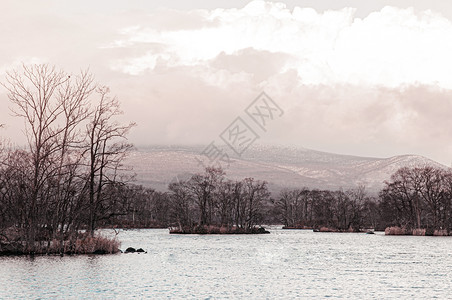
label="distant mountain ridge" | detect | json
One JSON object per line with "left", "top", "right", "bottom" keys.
{"left": 125, "top": 145, "right": 447, "bottom": 194}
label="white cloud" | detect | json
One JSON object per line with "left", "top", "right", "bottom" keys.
{"left": 111, "top": 1, "right": 452, "bottom": 89}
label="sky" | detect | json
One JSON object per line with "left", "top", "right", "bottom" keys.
{"left": 1, "top": 0, "right": 452, "bottom": 165}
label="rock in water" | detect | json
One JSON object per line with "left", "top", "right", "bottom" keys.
{"left": 125, "top": 247, "right": 136, "bottom": 253}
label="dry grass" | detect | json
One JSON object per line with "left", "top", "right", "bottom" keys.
{"left": 73, "top": 235, "right": 121, "bottom": 254}
{"left": 386, "top": 227, "right": 451, "bottom": 236}
{"left": 1, "top": 234, "right": 121, "bottom": 256}
{"left": 319, "top": 227, "right": 337, "bottom": 232}
{"left": 385, "top": 226, "right": 409, "bottom": 235}
{"left": 412, "top": 228, "right": 426, "bottom": 236}
{"left": 282, "top": 225, "right": 313, "bottom": 230}
{"left": 433, "top": 229, "right": 449, "bottom": 236}
{"left": 219, "top": 226, "right": 228, "bottom": 234}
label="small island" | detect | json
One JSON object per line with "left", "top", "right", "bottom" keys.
{"left": 0, "top": 229, "right": 120, "bottom": 256}
{"left": 277, "top": 187, "right": 375, "bottom": 233}
{"left": 169, "top": 225, "right": 270, "bottom": 234}
{"left": 163, "top": 167, "right": 272, "bottom": 235}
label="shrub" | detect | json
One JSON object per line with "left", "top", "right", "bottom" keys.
{"left": 319, "top": 227, "right": 337, "bottom": 232}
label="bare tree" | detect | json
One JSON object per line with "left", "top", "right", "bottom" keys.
{"left": 242, "top": 178, "right": 269, "bottom": 229}
{"left": 345, "top": 186, "right": 367, "bottom": 231}
{"left": 217, "top": 180, "right": 235, "bottom": 228}
{"left": 380, "top": 167, "right": 422, "bottom": 229}
{"left": 0, "top": 150, "right": 33, "bottom": 236}
{"left": 231, "top": 180, "right": 245, "bottom": 228}
{"left": 276, "top": 189, "right": 308, "bottom": 228}
{"left": 169, "top": 181, "right": 195, "bottom": 231}
{"left": 188, "top": 167, "right": 225, "bottom": 226}
{"left": 417, "top": 167, "right": 444, "bottom": 229}
{"left": 85, "top": 86, "right": 136, "bottom": 235}
{"left": 2, "top": 64, "right": 94, "bottom": 252}
{"left": 380, "top": 166, "right": 452, "bottom": 232}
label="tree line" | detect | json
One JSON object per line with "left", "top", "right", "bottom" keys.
{"left": 103, "top": 165, "right": 452, "bottom": 236}
{"left": 276, "top": 186, "right": 379, "bottom": 231}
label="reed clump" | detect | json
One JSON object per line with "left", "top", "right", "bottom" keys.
{"left": 412, "top": 228, "right": 426, "bottom": 236}
{"left": 0, "top": 234, "right": 120, "bottom": 256}
{"left": 433, "top": 229, "right": 449, "bottom": 236}
{"left": 384, "top": 226, "right": 409, "bottom": 235}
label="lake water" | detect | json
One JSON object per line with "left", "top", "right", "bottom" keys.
{"left": 1, "top": 227, "right": 451, "bottom": 299}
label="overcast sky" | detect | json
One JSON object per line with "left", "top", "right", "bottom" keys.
{"left": 1, "top": 0, "right": 452, "bottom": 165}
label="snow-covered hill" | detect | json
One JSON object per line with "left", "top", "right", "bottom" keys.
{"left": 125, "top": 145, "right": 447, "bottom": 194}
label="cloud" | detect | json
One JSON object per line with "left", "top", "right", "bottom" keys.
{"left": 2, "top": 0, "right": 452, "bottom": 165}
{"left": 110, "top": 1, "right": 452, "bottom": 89}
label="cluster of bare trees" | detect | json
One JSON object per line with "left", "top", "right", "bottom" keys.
{"left": 0, "top": 64, "right": 135, "bottom": 253}
{"left": 100, "top": 165, "right": 452, "bottom": 234}
{"left": 380, "top": 166, "right": 452, "bottom": 232}
{"left": 168, "top": 167, "right": 270, "bottom": 232}
{"left": 275, "top": 187, "right": 378, "bottom": 231}
{"left": 114, "top": 167, "right": 452, "bottom": 234}
{"left": 276, "top": 166, "right": 452, "bottom": 233}
{"left": 102, "top": 185, "right": 170, "bottom": 228}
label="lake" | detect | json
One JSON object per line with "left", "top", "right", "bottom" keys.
{"left": 1, "top": 227, "right": 451, "bottom": 299}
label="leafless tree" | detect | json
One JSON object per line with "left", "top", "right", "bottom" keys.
{"left": 85, "top": 86, "right": 136, "bottom": 235}
{"left": 380, "top": 166, "right": 452, "bottom": 232}
{"left": 169, "top": 180, "right": 195, "bottom": 230}
{"left": 2, "top": 64, "right": 94, "bottom": 251}
{"left": 188, "top": 167, "right": 224, "bottom": 226}
{"left": 216, "top": 180, "right": 235, "bottom": 228}
{"left": 276, "top": 189, "right": 309, "bottom": 227}
{"left": 242, "top": 178, "right": 270, "bottom": 229}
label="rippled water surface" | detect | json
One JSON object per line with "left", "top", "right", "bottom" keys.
{"left": 1, "top": 228, "right": 452, "bottom": 299}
